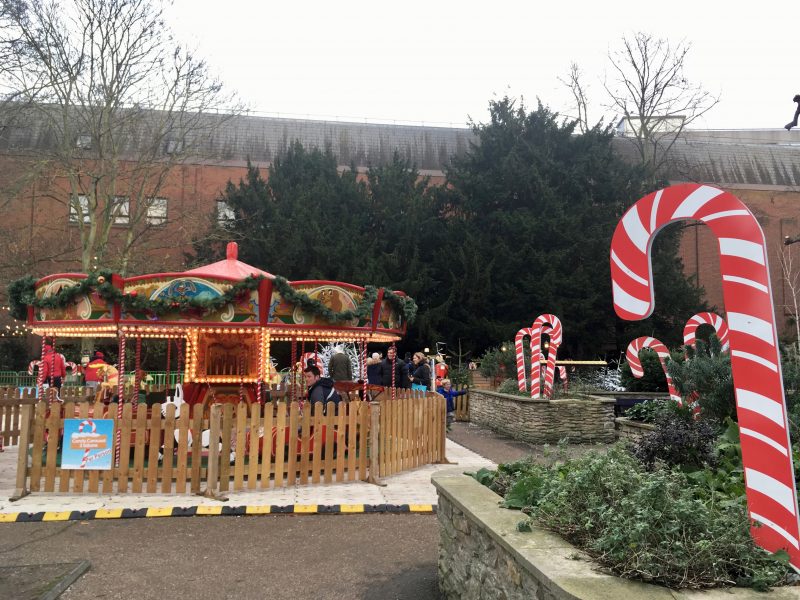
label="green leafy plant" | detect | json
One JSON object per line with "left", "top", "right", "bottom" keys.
{"left": 479, "top": 446, "right": 789, "bottom": 590}
{"left": 667, "top": 336, "right": 734, "bottom": 424}
{"left": 623, "top": 399, "right": 669, "bottom": 423}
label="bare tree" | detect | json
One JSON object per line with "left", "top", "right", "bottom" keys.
{"left": 0, "top": 0, "right": 240, "bottom": 274}
{"left": 559, "top": 62, "right": 591, "bottom": 133}
{"left": 604, "top": 32, "right": 718, "bottom": 182}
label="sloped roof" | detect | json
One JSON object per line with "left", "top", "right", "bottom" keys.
{"left": 613, "top": 130, "right": 800, "bottom": 187}
{"left": 184, "top": 242, "right": 272, "bottom": 279}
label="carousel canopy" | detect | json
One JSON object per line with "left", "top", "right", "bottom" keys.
{"left": 15, "top": 242, "right": 415, "bottom": 343}
{"left": 185, "top": 242, "right": 273, "bottom": 280}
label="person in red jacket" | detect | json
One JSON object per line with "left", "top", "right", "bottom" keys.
{"left": 39, "top": 343, "right": 66, "bottom": 390}
{"left": 83, "top": 351, "right": 107, "bottom": 391}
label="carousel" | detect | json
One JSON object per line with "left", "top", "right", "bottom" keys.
{"left": 15, "top": 242, "right": 413, "bottom": 408}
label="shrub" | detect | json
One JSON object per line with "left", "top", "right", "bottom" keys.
{"left": 506, "top": 447, "right": 789, "bottom": 590}
{"left": 478, "top": 342, "right": 517, "bottom": 380}
{"left": 667, "top": 337, "right": 734, "bottom": 424}
{"left": 620, "top": 348, "right": 684, "bottom": 393}
{"left": 496, "top": 378, "right": 527, "bottom": 396}
{"left": 631, "top": 408, "right": 718, "bottom": 471}
{"left": 622, "top": 398, "right": 669, "bottom": 423}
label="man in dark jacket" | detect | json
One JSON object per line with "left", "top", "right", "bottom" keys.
{"left": 304, "top": 365, "right": 341, "bottom": 409}
{"left": 380, "top": 347, "right": 409, "bottom": 388}
{"left": 328, "top": 348, "right": 352, "bottom": 381}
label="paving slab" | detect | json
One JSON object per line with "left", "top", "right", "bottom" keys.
{"left": 0, "top": 440, "right": 494, "bottom": 519}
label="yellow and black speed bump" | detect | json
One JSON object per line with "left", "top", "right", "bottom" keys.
{"left": 0, "top": 503, "right": 435, "bottom": 522}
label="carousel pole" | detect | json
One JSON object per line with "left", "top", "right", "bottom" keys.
{"left": 361, "top": 338, "right": 368, "bottom": 400}
{"left": 48, "top": 334, "right": 57, "bottom": 405}
{"left": 176, "top": 337, "right": 184, "bottom": 386}
{"left": 133, "top": 337, "right": 142, "bottom": 409}
{"left": 391, "top": 342, "right": 397, "bottom": 401}
{"left": 238, "top": 352, "right": 245, "bottom": 404}
{"left": 36, "top": 335, "right": 46, "bottom": 403}
{"left": 290, "top": 337, "right": 298, "bottom": 403}
{"left": 256, "top": 329, "right": 263, "bottom": 405}
{"left": 115, "top": 331, "right": 126, "bottom": 467}
{"left": 165, "top": 338, "right": 171, "bottom": 392}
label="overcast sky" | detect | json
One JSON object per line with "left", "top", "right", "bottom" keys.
{"left": 167, "top": 0, "right": 795, "bottom": 131}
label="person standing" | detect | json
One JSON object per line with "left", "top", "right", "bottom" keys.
{"left": 39, "top": 342, "right": 66, "bottom": 391}
{"left": 328, "top": 348, "right": 352, "bottom": 382}
{"left": 786, "top": 94, "right": 800, "bottom": 130}
{"left": 437, "top": 378, "right": 467, "bottom": 423}
{"left": 367, "top": 352, "right": 383, "bottom": 385}
{"left": 410, "top": 352, "right": 432, "bottom": 391}
{"left": 380, "top": 347, "right": 409, "bottom": 388}
{"left": 303, "top": 365, "right": 341, "bottom": 412}
{"left": 83, "top": 350, "right": 107, "bottom": 392}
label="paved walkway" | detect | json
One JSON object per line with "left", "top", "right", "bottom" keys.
{"left": 0, "top": 439, "right": 494, "bottom": 518}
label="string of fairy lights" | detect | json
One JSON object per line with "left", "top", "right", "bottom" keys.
{"left": 0, "top": 305, "right": 31, "bottom": 338}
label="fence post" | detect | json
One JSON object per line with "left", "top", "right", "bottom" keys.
{"left": 434, "top": 393, "right": 453, "bottom": 465}
{"left": 202, "top": 403, "right": 227, "bottom": 500}
{"left": 11, "top": 403, "right": 33, "bottom": 500}
{"left": 367, "top": 401, "right": 385, "bottom": 486}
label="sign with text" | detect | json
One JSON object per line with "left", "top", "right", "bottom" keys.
{"left": 61, "top": 418, "right": 114, "bottom": 470}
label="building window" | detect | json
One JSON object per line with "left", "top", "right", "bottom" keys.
{"left": 76, "top": 133, "right": 92, "bottom": 149}
{"left": 112, "top": 196, "right": 129, "bottom": 225}
{"left": 69, "top": 195, "right": 91, "bottom": 224}
{"left": 165, "top": 139, "right": 183, "bottom": 155}
{"left": 146, "top": 198, "right": 168, "bottom": 226}
{"left": 216, "top": 201, "right": 235, "bottom": 226}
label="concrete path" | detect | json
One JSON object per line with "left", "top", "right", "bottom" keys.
{"left": 0, "top": 440, "right": 494, "bottom": 517}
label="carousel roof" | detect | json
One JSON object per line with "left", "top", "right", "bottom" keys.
{"left": 184, "top": 242, "right": 273, "bottom": 280}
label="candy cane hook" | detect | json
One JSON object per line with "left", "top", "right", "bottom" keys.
{"left": 625, "top": 336, "right": 682, "bottom": 404}
{"left": 611, "top": 183, "right": 800, "bottom": 565}
{"left": 683, "top": 312, "right": 730, "bottom": 352}
{"left": 515, "top": 327, "right": 535, "bottom": 392}
{"left": 530, "top": 314, "right": 563, "bottom": 399}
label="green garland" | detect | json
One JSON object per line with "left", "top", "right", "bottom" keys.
{"left": 271, "top": 276, "right": 378, "bottom": 323}
{"left": 382, "top": 289, "right": 418, "bottom": 323}
{"left": 8, "top": 271, "right": 417, "bottom": 324}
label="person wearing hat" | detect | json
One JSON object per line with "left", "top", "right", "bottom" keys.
{"left": 83, "top": 351, "right": 107, "bottom": 391}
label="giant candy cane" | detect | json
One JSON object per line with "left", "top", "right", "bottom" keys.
{"left": 625, "top": 336, "right": 682, "bottom": 404}
{"left": 683, "top": 311, "right": 730, "bottom": 352}
{"left": 611, "top": 183, "right": 800, "bottom": 566}
{"left": 515, "top": 327, "right": 535, "bottom": 392}
{"left": 530, "top": 314, "right": 562, "bottom": 399}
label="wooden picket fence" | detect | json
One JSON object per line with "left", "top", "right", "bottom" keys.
{"left": 453, "top": 389, "right": 470, "bottom": 422}
{"left": 0, "top": 387, "right": 97, "bottom": 448}
{"left": 12, "top": 388, "right": 446, "bottom": 496}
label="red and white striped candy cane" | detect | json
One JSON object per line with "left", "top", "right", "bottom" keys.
{"left": 28, "top": 360, "right": 41, "bottom": 376}
{"left": 611, "top": 183, "right": 800, "bottom": 566}
{"left": 558, "top": 366, "right": 568, "bottom": 391}
{"left": 515, "top": 327, "right": 534, "bottom": 392}
{"left": 530, "top": 314, "right": 563, "bottom": 399}
{"left": 77, "top": 419, "right": 96, "bottom": 469}
{"left": 683, "top": 312, "right": 730, "bottom": 352}
{"left": 625, "top": 336, "right": 682, "bottom": 404}
{"left": 300, "top": 352, "right": 320, "bottom": 371}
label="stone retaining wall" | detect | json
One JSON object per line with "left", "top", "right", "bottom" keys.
{"left": 614, "top": 417, "right": 656, "bottom": 442}
{"left": 433, "top": 473, "right": 800, "bottom": 600}
{"left": 468, "top": 390, "right": 616, "bottom": 444}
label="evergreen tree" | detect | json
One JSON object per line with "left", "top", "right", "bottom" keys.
{"left": 440, "top": 98, "right": 706, "bottom": 356}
